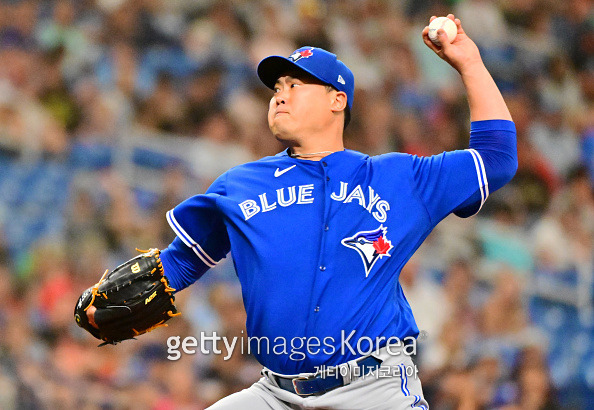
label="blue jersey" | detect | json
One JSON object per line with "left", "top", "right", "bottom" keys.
{"left": 163, "top": 120, "right": 516, "bottom": 374}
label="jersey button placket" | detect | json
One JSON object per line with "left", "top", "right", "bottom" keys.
{"left": 311, "top": 161, "right": 329, "bottom": 321}
{"left": 322, "top": 164, "right": 330, "bottom": 233}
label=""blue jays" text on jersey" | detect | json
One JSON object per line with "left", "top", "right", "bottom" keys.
{"left": 237, "top": 182, "right": 390, "bottom": 223}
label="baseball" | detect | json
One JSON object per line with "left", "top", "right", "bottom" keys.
{"left": 428, "top": 17, "right": 457, "bottom": 45}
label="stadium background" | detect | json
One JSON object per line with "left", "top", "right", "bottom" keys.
{"left": 0, "top": 0, "right": 592, "bottom": 408}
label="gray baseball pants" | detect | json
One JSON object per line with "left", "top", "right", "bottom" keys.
{"left": 207, "top": 347, "right": 429, "bottom": 410}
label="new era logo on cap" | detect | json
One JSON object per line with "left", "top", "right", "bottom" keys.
{"left": 257, "top": 46, "right": 355, "bottom": 110}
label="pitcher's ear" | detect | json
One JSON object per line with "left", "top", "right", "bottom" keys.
{"left": 331, "top": 91, "right": 348, "bottom": 113}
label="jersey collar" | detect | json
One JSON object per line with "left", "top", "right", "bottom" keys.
{"left": 276, "top": 148, "right": 368, "bottom": 163}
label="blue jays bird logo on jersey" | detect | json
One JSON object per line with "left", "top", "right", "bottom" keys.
{"left": 341, "top": 225, "right": 393, "bottom": 277}
{"left": 289, "top": 48, "right": 314, "bottom": 62}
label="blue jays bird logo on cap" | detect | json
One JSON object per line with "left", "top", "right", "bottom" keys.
{"left": 341, "top": 225, "right": 393, "bottom": 277}
{"left": 289, "top": 48, "right": 314, "bottom": 62}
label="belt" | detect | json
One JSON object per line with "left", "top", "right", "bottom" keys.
{"left": 271, "top": 355, "right": 383, "bottom": 396}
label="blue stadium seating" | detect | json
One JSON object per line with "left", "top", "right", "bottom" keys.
{"left": 0, "top": 158, "right": 71, "bottom": 257}
{"left": 529, "top": 296, "right": 594, "bottom": 403}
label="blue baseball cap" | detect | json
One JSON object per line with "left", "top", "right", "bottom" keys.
{"left": 257, "top": 46, "right": 355, "bottom": 110}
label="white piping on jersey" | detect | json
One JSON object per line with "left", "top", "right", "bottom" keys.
{"left": 468, "top": 148, "right": 489, "bottom": 198}
{"left": 466, "top": 149, "right": 489, "bottom": 215}
{"left": 468, "top": 150, "right": 484, "bottom": 204}
{"left": 166, "top": 210, "right": 218, "bottom": 268}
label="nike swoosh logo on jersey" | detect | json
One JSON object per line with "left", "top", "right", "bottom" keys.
{"left": 274, "top": 165, "right": 296, "bottom": 177}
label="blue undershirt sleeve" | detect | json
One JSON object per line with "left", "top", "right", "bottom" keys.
{"left": 161, "top": 237, "right": 211, "bottom": 292}
{"left": 454, "top": 120, "right": 518, "bottom": 217}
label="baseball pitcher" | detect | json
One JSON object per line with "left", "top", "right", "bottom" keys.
{"left": 75, "top": 15, "right": 518, "bottom": 409}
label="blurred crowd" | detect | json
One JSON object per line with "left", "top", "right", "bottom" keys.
{"left": 0, "top": 0, "right": 592, "bottom": 408}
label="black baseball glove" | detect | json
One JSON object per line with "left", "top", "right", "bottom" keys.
{"left": 74, "top": 248, "right": 180, "bottom": 346}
